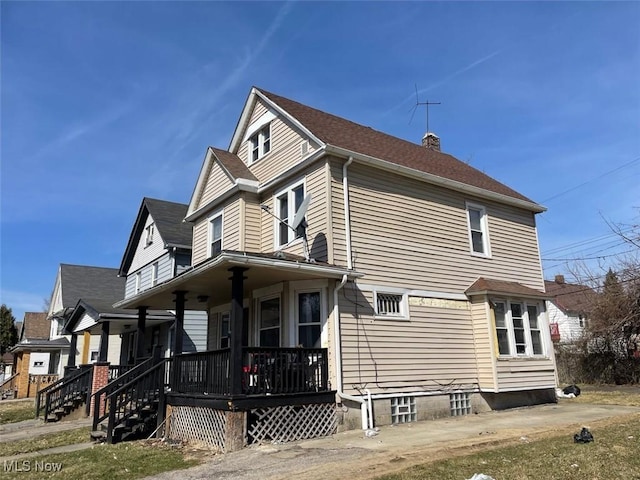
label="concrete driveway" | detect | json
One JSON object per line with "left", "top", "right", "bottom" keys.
{"left": 144, "top": 401, "right": 640, "bottom": 480}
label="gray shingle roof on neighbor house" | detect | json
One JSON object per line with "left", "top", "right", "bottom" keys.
{"left": 59, "top": 264, "right": 124, "bottom": 310}
{"left": 119, "top": 198, "right": 192, "bottom": 276}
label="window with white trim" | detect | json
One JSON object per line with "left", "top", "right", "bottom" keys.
{"left": 466, "top": 203, "right": 490, "bottom": 256}
{"left": 135, "top": 272, "right": 141, "bottom": 294}
{"left": 374, "top": 291, "right": 408, "bottom": 319}
{"left": 151, "top": 262, "right": 159, "bottom": 287}
{"left": 208, "top": 212, "right": 223, "bottom": 257}
{"left": 492, "top": 299, "right": 546, "bottom": 357}
{"left": 259, "top": 296, "right": 280, "bottom": 347}
{"left": 250, "top": 124, "right": 271, "bottom": 163}
{"left": 275, "top": 182, "right": 305, "bottom": 247}
{"left": 297, "top": 291, "right": 321, "bottom": 348}
{"left": 220, "top": 312, "right": 230, "bottom": 349}
{"left": 144, "top": 223, "right": 155, "bottom": 247}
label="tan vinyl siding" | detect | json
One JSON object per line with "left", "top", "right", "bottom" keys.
{"left": 259, "top": 161, "right": 329, "bottom": 259}
{"left": 224, "top": 199, "right": 241, "bottom": 251}
{"left": 339, "top": 289, "right": 478, "bottom": 395}
{"left": 496, "top": 358, "right": 556, "bottom": 391}
{"left": 191, "top": 220, "right": 208, "bottom": 266}
{"left": 329, "top": 158, "right": 347, "bottom": 266}
{"left": 248, "top": 117, "right": 308, "bottom": 182}
{"left": 341, "top": 163, "right": 544, "bottom": 293}
{"left": 250, "top": 100, "right": 269, "bottom": 123}
{"left": 470, "top": 296, "right": 497, "bottom": 390}
{"left": 198, "top": 161, "right": 234, "bottom": 210}
{"left": 244, "top": 193, "right": 262, "bottom": 252}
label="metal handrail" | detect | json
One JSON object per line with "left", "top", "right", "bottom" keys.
{"left": 38, "top": 366, "right": 93, "bottom": 419}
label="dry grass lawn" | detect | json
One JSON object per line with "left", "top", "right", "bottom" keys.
{"left": 0, "top": 427, "right": 91, "bottom": 456}
{"left": 0, "top": 399, "right": 35, "bottom": 424}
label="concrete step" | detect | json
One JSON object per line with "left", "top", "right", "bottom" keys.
{"left": 90, "top": 430, "right": 106, "bottom": 441}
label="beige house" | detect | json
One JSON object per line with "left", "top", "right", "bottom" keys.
{"left": 116, "top": 86, "right": 557, "bottom": 450}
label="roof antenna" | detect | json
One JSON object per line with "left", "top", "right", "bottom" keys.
{"left": 409, "top": 84, "right": 441, "bottom": 133}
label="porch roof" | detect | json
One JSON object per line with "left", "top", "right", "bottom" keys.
{"left": 114, "top": 250, "right": 362, "bottom": 310}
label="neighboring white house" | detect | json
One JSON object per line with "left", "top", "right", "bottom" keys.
{"left": 118, "top": 197, "right": 208, "bottom": 357}
{"left": 545, "top": 275, "right": 597, "bottom": 344}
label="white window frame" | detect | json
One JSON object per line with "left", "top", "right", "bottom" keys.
{"left": 151, "top": 262, "right": 159, "bottom": 287}
{"left": 373, "top": 289, "right": 409, "bottom": 320}
{"left": 274, "top": 179, "right": 306, "bottom": 248}
{"left": 249, "top": 123, "right": 271, "bottom": 164}
{"left": 144, "top": 223, "right": 155, "bottom": 247}
{"left": 207, "top": 210, "right": 224, "bottom": 258}
{"left": 466, "top": 202, "right": 491, "bottom": 258}
{"left": 258, "top": 294, "right": 281, "bottom": 347}
{"left": 135, "top": 272, "right": 141, "bottom": 294}
{"left": 291, "top": 280, "right": 328, "bottom": 348}
{"left": 492, "top": 298, "right": 547, "bottom": 358}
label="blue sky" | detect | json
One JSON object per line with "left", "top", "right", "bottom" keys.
{"left": 2, "top": 1, "right": 639, "bottom": 321}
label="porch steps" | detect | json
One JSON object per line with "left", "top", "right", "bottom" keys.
{"left": 46, "top": 396, "right": 87, "bottom": 422}
{"left": 91, "top": 398, "right": 159, "bottom": 443}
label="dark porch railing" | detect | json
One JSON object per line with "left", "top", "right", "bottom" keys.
{"left": 108, "top": 364, "right": 136, "bottom": 382}
{"left": 36, "top": 365, "right": 93, "bottom": 419}
{"left": 92, "top": 356, "right": 156, "bottom": 429}
{"left": 170, "top": 347, "right": 329, "bottom": 396}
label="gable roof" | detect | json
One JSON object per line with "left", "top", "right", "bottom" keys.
{"left": 119, "top": 198, "right": 193, "bottom": 276}
{"left": 59, "top": 264, "right": 124, "bottom": 310}
{"left": 186, "top": 147, "right": 259, "bottom": 219}
{"left": 544, "top": 279, "right": 597, "bottom": 315}
{"left": 251, "top": 87, "right": 543, "bottom": 212}
{"left": 20, "top": 312, "right": 49, "bottom": 341}
{"left": 466, "top": 277, "right": 548, "bottom": 299}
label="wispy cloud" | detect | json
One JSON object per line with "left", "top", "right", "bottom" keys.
{"left": 27, "top": 101, "right": 133, "bottom": 163}
{"left": 384, "top": 49, "right": 503, "bottom": 116}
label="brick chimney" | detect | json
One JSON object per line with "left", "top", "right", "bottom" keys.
{"left": 555, "top": 274, "right": 565, "bottom": 284}
{"left": 422, "top": 132, "right": 440, "bottom": 151}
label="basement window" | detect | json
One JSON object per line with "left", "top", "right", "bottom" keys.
{"left": 450, "top": 393, "right": 471, "bottom": 416}
{"left": 391, "top": 396, "right": 416, "bottom": 424}
{"left": 374, "top": 291, "right": 407, "bottom": 319}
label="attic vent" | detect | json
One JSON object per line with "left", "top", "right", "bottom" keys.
{"left": 300, "top": 140, "right": 309, "bottom": 157}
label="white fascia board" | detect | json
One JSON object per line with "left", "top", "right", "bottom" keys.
{"left": 324, "top": 145, "right": 547, "bottom": 214}
{"left": 230, "top": 88, "right": 325, "bottom": 153}
{"left": 114, "top": 252, "right": 363, "bottom": 309}
{"left": 184, "top": 180, "right": 258, "bottom": 223}
{"left": 186, "top": 147, "right": 216, "bottom": 218}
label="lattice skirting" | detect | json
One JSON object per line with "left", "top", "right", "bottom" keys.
{"left": 168, "top": 406, "right": 227, "bottom": 452}
{"left": 247, "top": 403, "right": 336, "bottom": 445}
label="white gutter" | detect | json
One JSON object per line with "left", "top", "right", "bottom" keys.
{"left": 343, "top": 156, "right": 354, "bottom": 270}
{"left": 324, "top": 145, "right": 546, "bottom": 214}
{"left": 333, "top": 274, "right": 369, "bottom": 430}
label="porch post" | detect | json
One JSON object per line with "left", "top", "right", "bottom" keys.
{"left": 229, "top": 267, "right": 248, "bottom": 396}
{"left": 173, "top": 291, "right": 187, "bottom": 356}
{"left": 67, "top": 333, "right": 77, "bottom": 368}
{"left": 98, "top": 321, "right": 110, "bottom": 363}
{"left": 135, "top": 306, "right": 147, "bottom": 362}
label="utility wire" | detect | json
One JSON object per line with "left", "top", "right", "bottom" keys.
{"left": 541, "top": 155, "right": 640, "bottom": 204}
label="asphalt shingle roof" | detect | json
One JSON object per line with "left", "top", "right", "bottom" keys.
{"left": 21, "top": 312, "right": 49, "bottom": 341}
{"left": 143, "top": 198, "right": 192, "bottom": 248}
{"left": 466, "top": 277, "right": 547, "bottom": 298}
{"left": 210, "top": 147, "right": 258, "bottom": 182}
{"left": 60, "top": 264, "right": 124, "bottom": 309}
{"left": 258, "top": 88, "right": 536, "bottom": 206}
{"left": 544, "top": 280, "right": 597, "bottom": 314}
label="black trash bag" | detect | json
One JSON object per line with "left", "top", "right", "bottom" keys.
{"left": 563, "top": 385, "right": 581, "bottom": 396}
{"left": 574, "top": 427, "right": 594, "bottom": 443}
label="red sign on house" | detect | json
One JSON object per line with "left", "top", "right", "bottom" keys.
{"left": 550, "top": 323, "right": 561, "bottom": 342}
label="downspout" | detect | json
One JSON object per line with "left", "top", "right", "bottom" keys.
{"left": 333, "top": 274, "right": 368, "bottom": 430}
{"left": 343, "top": 156, "right": 354, "bottom": 270}
{"left": 334, "top": 156, "right": 371, "bottom": 430}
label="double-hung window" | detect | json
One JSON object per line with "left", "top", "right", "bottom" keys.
{"left": 151, "top": 262, "right": 159, "bottom": 287}
{"left": 250, "top": 124, "right": 271, "bottom": 163}
{"left": 259, "top": 297, "right": 280, "bottom": 347}
{"left": 208, "top": 212, "right": 223, "bottom": 257}
{"left": 220, "top": 312, "right": 230, "bottom": 349}
{"left": 144, "top": 223, "right": 155, "bottom": 247}
{"left": 297, "top": 292, "right": 321, "bottom": 348}
{"left": 492, "top": 300, "right": 545, "bottom": 357}
{"left": 466, "top": 203, "right": 490, "bottom": 257}
{"left": 275, "top": 182, "right": 305, "bottom": 247}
